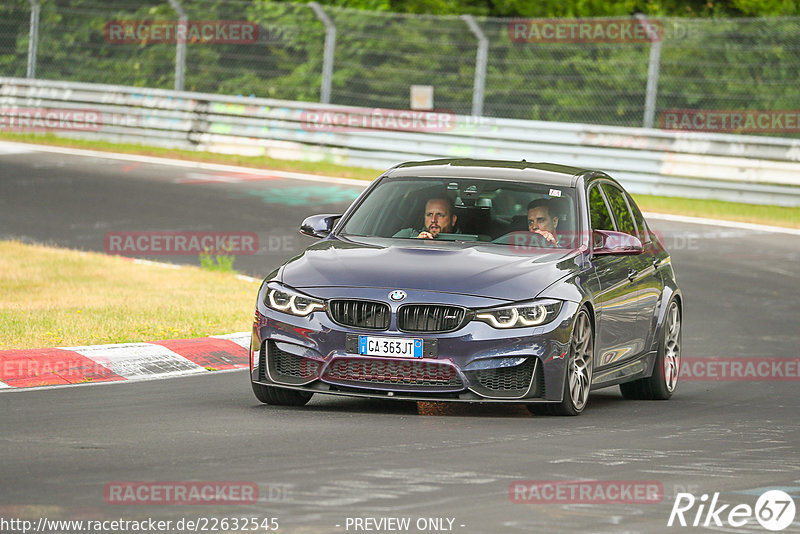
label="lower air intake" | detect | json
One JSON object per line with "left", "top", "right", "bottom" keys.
{"left": 322, "top": 357, "right": 463, "bottom": 390}
{"left": 266, "top": 341, "right": 320, "bottom": 385}
{"left": 469, "top": 358, "right": 539, "bottom": 398}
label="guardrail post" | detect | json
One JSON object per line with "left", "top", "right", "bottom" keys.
{"left": 26, "top": 0, "right": 40, "bottom": 79}
{"left": 168, "top": 0, "right": 187, "bottom": 92}
{"left": 309, "top": 2, "right": 336, "bottom": 104}
{"left": 636, "top": 14, "right": 662, "bottom": 129}
{"left": 461, "top": 15, "right": 487, "bottom": 117}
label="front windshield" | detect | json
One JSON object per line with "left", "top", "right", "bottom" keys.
{"left": 340, "top": 176, "right": 580, "bottom": 250}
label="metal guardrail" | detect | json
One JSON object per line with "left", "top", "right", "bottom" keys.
{"left": 2, "top": 77, "right": 800, "bottom": 206}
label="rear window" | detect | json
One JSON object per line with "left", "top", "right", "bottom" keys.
{"left": 588, "top": 185, "right": 614, "bottom": 231}
{"left": 601, "top": 184, "right": 637, "bottom": 236}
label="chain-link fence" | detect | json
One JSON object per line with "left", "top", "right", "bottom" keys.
{"left": 2, "top": 0, "right": 800, "bottom": 130}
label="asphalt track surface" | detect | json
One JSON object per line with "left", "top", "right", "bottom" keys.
{"left": 1, "top": 144, "right": 799, "bottom": 533}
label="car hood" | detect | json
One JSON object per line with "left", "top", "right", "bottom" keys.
{"left": 280, "top": 237, "right": 579, "bottom": 301}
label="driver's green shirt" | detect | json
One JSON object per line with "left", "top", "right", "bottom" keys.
{"left": 392, "top": 227, "right": 461, "bottom": 238}
{"left": 392, "top": 227, "right": 423, "bottom": 238}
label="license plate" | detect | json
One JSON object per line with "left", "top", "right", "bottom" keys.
{"left": 358, "top": 336, "right": 423, "bottom": 358}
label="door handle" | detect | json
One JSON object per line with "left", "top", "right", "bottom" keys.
{"left": 627, "top": 268, "right": 637, "bottom": 281}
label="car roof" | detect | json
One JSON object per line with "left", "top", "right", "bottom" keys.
{"left": 385, "top": 158, "right": 595, "bottom": 187}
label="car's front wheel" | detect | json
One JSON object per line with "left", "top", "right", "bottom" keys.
{"left": 620, "top": 299, "right": 681, "bottom": 400}
{"left": 528, "top": 308, "right": 593, "bottom": 416}
{"left": 252, "top": 382, "right": 314, "bottom": 406}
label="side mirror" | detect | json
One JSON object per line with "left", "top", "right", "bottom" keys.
{"left": 300, "top": 214, "right": 341, "bottom": 239}
{"left": 592, "top": 230, "right": 643, "bottom": 256}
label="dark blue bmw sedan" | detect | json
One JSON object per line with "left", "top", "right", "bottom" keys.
{"left": 250, "top": 159, "right": 682, "bottom": 415}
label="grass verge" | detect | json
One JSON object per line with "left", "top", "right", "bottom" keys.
{"left": 2, "top": 133, "right": 799, "bottom": 228}
{"left": 633, "top": 194, "right": 800, "bottom": 229}
{"left": 0, "top": 240, "right": 259, "bottom": 350}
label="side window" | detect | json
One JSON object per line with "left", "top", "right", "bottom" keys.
{"left": 601, "top": 184, "right": 637, "bottom": 236}
{"left": 588, "top": 185, "right": 615, "bottom": 231}
{"left": 625, "top": 192, "right": 651, "bottom": 243}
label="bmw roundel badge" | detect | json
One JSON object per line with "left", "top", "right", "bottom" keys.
{"left": 389, "top": 290, "right": 406, "bottom": 302}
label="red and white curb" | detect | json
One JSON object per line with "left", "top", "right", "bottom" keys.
{"left": 0, "top": 332, "right": 251, "bottom": 389}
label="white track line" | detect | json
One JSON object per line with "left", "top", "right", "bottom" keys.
{"left": 123, "top": 257, "right": 260, "bottom": 282}
{"left": 65, "top": 342, "right": 207, "bottom": 380}
{"left": 0, "top": 141, "right": 372, "bottom": 187}
{"left": 3, "top": 140, "right": 797, "bottom": 235}
{"left": 643, "top": 212, "right": 800, "bottom": 236}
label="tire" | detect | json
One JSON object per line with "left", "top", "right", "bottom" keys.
{"left": 528, "top": 309, "right": 593, "bottom": 416}
{"left": 619, "top": 299, "right": 681, "bottom": 400}
{"left": 252, "top": 382, "right": 313, "bottom": 406}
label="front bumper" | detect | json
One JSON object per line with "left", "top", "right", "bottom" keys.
{"left": 250, "top": 288, "right": 580, "bottom": 403}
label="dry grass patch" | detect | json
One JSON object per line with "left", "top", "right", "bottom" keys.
{"left": 0, "top": 240, "right": 260, "bottom": 349}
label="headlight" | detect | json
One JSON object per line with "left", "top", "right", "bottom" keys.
{"left": 264, "top": 283, "right": 325, "bottom": 316}
{"left": 474, "top": 299, "right": 562, "bottom": 329}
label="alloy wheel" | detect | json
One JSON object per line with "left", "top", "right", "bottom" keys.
{"left": 663, "top": 301, "right": 681, "bottom": 393}
{"left": 568, "top": 311, "right": 593, "bottom": 411}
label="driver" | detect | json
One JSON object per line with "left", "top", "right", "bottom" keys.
{"left": 394, "top": 197, "right": 458, "bottom": 239}
{"left": 527, "top": 198, "right": 561, "bottom": 245}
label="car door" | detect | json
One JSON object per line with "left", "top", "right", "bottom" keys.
{"left": 600, "top": 183, "right": 660, "bottom": 357}
{"left": 587, "top": 183, "right": 641, "bottom": 369}
{"left": 623, "top": 188, "right": 665, "bottom": 349}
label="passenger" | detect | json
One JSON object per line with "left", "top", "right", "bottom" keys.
{"left": 394, "top": 197, "right": 458, "bottom": 239}
{"left": 527, "top": 198, "right": 561, "bottom": 246}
